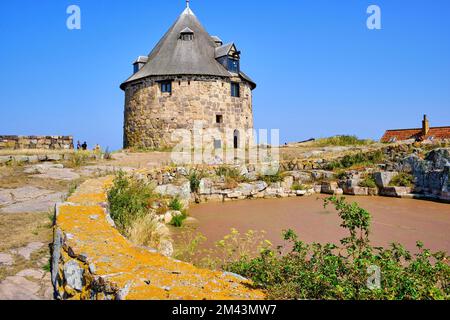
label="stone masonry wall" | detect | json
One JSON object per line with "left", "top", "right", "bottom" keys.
{"left": 0, "top": 135, "right": 73, "bottom": 150}
{"left": 123, "top": 76, "right": 253, "bottom": 149}
{"left": 52, "top": 176, "right": 264, "bottom": 300}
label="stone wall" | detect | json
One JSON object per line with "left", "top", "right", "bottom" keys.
{"left": 0, "top": 136, "right": 73, "bottom": 150}
{"left": 52, "top": 176, "right": 264, "bottom": 300}
{"left": 123, "top": 75, "right": 253, "bottom": 149}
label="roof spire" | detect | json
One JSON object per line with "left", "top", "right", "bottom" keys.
{"left": 186, "top": 0, "right": 190, "bottom": 8}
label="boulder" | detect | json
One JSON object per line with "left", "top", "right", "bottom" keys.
{"left": 380, "top": 186, "right": 412, "bottom": 198}
{"left": 288, "top": 171, "right": 313, "bottom": 183}
{"left": 374, "top": 172, "right": 398, "bottom": 188}
{"left": 155, "top": 182, "right": 191, "bottom": 200}
{"left": 321, "top": 182, "right": 339, "bottom": 195}
{"left": 198, "top": 178, "right": 213, "bottom": 195}
{"left": 63, "top": 260, "right": 84, "bottom": 292}
{"left": 47, "top": 154, "right": 62, "bottom": 161}
{"left": 281, "top": 176, "right": 294, "bottom": 190}
{"left": 0, "top": 156, "right": 12, "bottom": 164}
{"left": 344, "top": 186, "right": 369, "bottom": 196}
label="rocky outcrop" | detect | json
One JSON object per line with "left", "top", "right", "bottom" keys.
{"left": 401, "top": 148, "right": 450, "bottom": 200}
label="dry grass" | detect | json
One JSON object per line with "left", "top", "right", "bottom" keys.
{"left": 0, "top": 212, "right": 53, "bottom": 252}
{"left": 0, "top": 165, "right": 76, "bottom": 190}
{"left": 127, "top": 214, "right": 172, "bottom": 249}
{"left": 0, "top": 211, "right": 53, "bottom": 281}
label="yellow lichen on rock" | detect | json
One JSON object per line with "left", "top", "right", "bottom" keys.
{"left": 52, "top": 176, "right": 265, "bottom": 300}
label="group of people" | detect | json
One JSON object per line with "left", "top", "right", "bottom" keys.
{"left": 76, "top": 141, "right": 101, "bottom": 152}
{"left": 76, "top": 141, "right": 88, "bottom": 151}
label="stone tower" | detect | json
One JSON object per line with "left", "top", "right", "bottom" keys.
{"left": 120, "top": 4, "right": 256, "bottom": 150}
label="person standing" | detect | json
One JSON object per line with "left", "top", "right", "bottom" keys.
{"left": 82, "top": 142, "right": 87, "bottom": 151}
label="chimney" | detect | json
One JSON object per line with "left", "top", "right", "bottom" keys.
{"left": 422, "top": 114, "right": 430, "bottom": 136}
{"left": 133, "top": 56, "right": 148, "bottom": 74}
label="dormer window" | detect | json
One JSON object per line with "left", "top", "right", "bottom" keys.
{"left": 215, "top": 43, "right": 241, "bottom": 73}
{"left": 228, "top": 59, "right": 239, "bottom": 73}
{"left": 180, "top": 27, "right": 194, "bottom": 41}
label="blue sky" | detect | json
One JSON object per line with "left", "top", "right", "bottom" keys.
{"left": 0, "top": 0, "right": 449, "bottom": 150}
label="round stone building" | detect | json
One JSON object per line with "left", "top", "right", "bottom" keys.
{"left": 120, "top": 4, "right": 256, "bottom": 150}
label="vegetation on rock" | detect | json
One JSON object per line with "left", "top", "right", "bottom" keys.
{"left": 326, "top": 151, "right": 384, "bottom": 171}
{"left": 313, "top": 135, "right": 374, "bottom": 147}
{"left": 389, "top": 172, "right": 415, "bottom": 188}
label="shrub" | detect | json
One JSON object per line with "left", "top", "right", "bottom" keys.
{"left": 127, "top": 214, "right": 171, "bottom": 248}
{"left": 107, "top": 171, "right": 157, "bottom": 233}
{"left": 258, "top": 170, "right": 285, "bottom": 184}
{"left": 188, "top": 169, "right": 205, "bottom": 193}
{"left": 168, "top": 197, "right": 183, "bottom": 211}
{"left": 389, "top": 173, "right": 415, "bottom": 187}
{"left": 224, "top": 196, "right": 449, "bottom": 300}
{"left": 326, "top": 151, "right": 384, "bottom": 170}
{"left": 66, "top": 151, "right": 90, "bottom": 168}
{"left": 170, "top": 212, "right": 188, "bottom": 228}
{"left": 216, "top": 166, "right": 249, "bottom": 189}
{"left": 359, "top": 175, "right": 377, "bottom": 188}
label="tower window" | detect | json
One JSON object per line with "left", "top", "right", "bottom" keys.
{"left": 227, "top": 58, "right": 239, "bottom": 73}
{"left": 216, "top": 115, "right": 223, "bottom": 124}
{"left": 181, "top": 34, "right": 193, "bottom": 41}
{"left": 231, "top": 82, "right": 240, "bottom": 97}
{"left": 160, "top": 81, "right": 172, "bottom": 93}
{"left": 180, "top": 27, "right": 194, "bottom": 41}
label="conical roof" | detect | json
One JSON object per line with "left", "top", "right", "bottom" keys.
{"left": 121, "top": 7, "right": 255, "bottom": 89}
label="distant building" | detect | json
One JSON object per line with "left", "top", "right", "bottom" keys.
{"left": 120, "top": 3, "right": 256, "bottom": 150}
{"left": 381, "top": 115, "right": 450, "bottom": 143}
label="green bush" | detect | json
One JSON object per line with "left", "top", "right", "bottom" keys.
{"left": 359, "top": 175, "right": 377, "bottom": 188}
{"left": 224, "top": 196, "right": 449, "bottom": 300}
{"left": 326, "top": 151, "right": 384, "bottom": 170}
{"left": 168, "top": 197, "right": 183, "bottom": 211}
{"left": 107, "top": 171, "right": 157, "bottom": 233}
{"left": 170, "top": 212, "right": 188, "bottom": 228}
{"left": 389, "top": 173, "right": 415, "bottom": 187}
{"left": 188, "top": 169, "right": 205, "bottom": 193}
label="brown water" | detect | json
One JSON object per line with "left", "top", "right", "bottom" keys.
{"left": 188, "top": 196, "right": 450, "bottom": 253}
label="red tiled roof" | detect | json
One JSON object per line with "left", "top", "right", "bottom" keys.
{"left": 381, "top": 126, "right": 450, "bottom": 143}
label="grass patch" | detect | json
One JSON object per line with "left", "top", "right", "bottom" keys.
{"left": 168, "top": 197, "right": 183, "bottom": 211}
{"left": 64, "top": 151, "right": 91, "bottom": 168}
{"left": 325, "top": 150, "right": 384, "bottom": 171}
{"left": 257, "top": 170, "right": 285, "bottom": 184}
{"left": 291, "top": 182, "right": 308, "bottom": 191}
{"left": 215, "top": 166, "right": 249, "bottom": 189}
{"left": 170, "top": 212, "right": 188, "bottom": 228}
{"left": 389, "top": 173, "right": 415, "bottom": 187}
{"left": 313, "top": 135, "right": 374, "bottom": 147}
{"left": 359, "top": 175, "right": 377, "bottom": 188}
